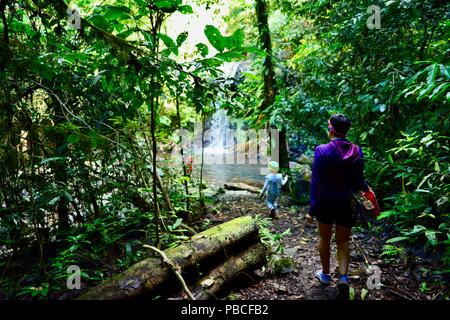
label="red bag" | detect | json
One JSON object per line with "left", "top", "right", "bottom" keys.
{"left": 363, "top": 188, "right": 380, "bottom": 217}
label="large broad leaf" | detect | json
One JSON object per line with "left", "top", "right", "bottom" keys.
{"left": 87, "top": 14, "right": 109, "bottom": 30}
{"left": 117, "top": 29, "right": 136, "bottom": 40}
{"left": 204, "top": 25, "right": 226, "bottom": 53}
{"left": 103, "top": 6, "right": 132, "bottom": 21}
{"left": 154, "top": 0, "right": 181, "bottom": 13}
{"left": 225, "top": 29, "right": 244, "bottom": 50}
{"left": 178, "top": 5, "right": 193, "bottom": 14}
{"left": 158, "top": 33, "right": 178, "bottom": 55}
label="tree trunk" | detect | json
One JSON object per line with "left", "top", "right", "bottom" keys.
{"left": 50, "top": 97, "right": 70, "bottom": 231}
{"left": 255, "top": 0, "right": 276, "bottom": 110}
{"left": 149, "top": 12, "right": 164, "bottom": 247}
{"left": 175, "top": 95, "right": 190, "bottom": 210}
{"left": 255, "top": 0, "right": 289, "bottom": 170}
{"left": 0, "top": 0, "right": 10, "bottom": 68}
{"left": 198, "top": 112, "right": 206, "bottom": 216}
{"left": 156, "top": 170, "right": 174, "bottom": 212}
{"left": 78, "top": 216, "right": 262, "bottom": 300}
{"left": 279, "top": 127, "right": 290, "bottom": 170}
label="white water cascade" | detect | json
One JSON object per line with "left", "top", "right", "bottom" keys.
{"left": 203, "top": 108, "right": 230, "bottom": 157}
{"left": 195, "top": 62, "right": 267, "bottom": 188}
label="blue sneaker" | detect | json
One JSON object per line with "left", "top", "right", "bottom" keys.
{"left": 315, "top": 270, "right": 331, "bottom": 286}
{"left": 338, "top": 274, "right": 350, "bottom": 286}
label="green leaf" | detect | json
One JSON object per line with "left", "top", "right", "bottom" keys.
{"left": 386, "top": 236, "right": 409, "bottom": 243}
{"left": 204, "top": 25, "right": 225, "bottom": 53}
{"left": 425, "top": 230, "right": 438, "bottom": 246}
{"left": 361, "top": 288, "right": 369, "bottom": 300}
{"left": 178, "top": 5, "right": 193, "bottom": 14}
{"left": 87, "top": 14, "right": 109, "bottom": 30}
{"left": 48, "top": 196, "right": 60, "bottom": 206}
{"left": 349, "top": 287, "right": 355, "bottom": 300}
{"left": 420, "top": 134, "right": 433, "bottom": 144}
{"left": 103, "top": 6, "right": 132, "bottom": 21}
{"left": 225, "top": 29, "right": 244, "bottom": 49}
{"left": 387, "top": 153, "right": 394, "bottom": 165}
{"left": 435, "top": 161, "right": 440, "bottom": 173}
{"left": 64, "top": 191, "right": 73, "bottom": 202}
{"left": 125, "top": 242, "right": 132, "bottom": 256}
{"left": 154, "top": 0, "right": 172, "bottom": 7}
{"left": 406, "top": 66, "right": 428, "bottom": 86}
{"left": 215, "top": 50, "right": 245, "bottom": 62}
{"left": 426, "top": 63, "right": 438, "bottom": 84}
{"left": 172, "top": 218, "right": 183, "bottom": 229}
{"left": 176, "top": 32, "right": 188, "bottom": 47}
{"left": 418, "top": 83, "right": 437, "bottom": 101}
{"left": 117, "top": 29, "right": 136, "bottom": 40}
{"left": 157, "top": 115, "right": 171, "bottom": 126}
{"left": 404, "top": 225, "right": 426, "bottom": 236}
{"left": 416, "top": 172, "right": 433, "bottom": 190}
{"left": 158, "top": 33, "right": 178, "bottom": 55}
{"left": 196, "top": 43, "right": 209, "bottom": 57}
{"left": 154, "top": 0, "right": 180, "bottom": 13}
{"left": 440, "top": 64, "right": 450, "bottom": 80}
{"left": 430, "top": 83, "right": 450, "bottom": 101}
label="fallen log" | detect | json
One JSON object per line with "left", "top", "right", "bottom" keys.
{"left": 78, "top": 216, "right": 261, "bottom": 300}
{"left": 143, "top": 245, "right": 195, "bottom": 300}
{"left": 191, "top": 241, "right": 267, "bottom": 300}
{"left": 224, "top": 183, "right": 261, "bottom": 194}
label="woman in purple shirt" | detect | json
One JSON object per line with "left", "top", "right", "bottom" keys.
{"left": 307, "top": 114, "right": 368, "bottom": 297}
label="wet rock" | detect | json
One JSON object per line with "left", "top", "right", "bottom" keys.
{"left": 284, "top": 246, "right": 302, "bottom": 258}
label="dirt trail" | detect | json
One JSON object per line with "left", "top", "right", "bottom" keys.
{"left": 205, "top": 190, "right": 441, "bottom": 300}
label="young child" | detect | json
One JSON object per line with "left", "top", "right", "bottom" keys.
{"left": 259, "top": 161, "right": 288, "bottom": 217}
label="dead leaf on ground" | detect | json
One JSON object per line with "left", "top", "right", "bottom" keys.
{"left": 201, "top": 278, "right": 215, "bottom": 287}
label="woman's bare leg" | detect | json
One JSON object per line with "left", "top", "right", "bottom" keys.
{"left": 318, "top": 222, "right": 333, "bottom": 274}
{"left": 335, "top": 224, "right": 352, "bottom": 275}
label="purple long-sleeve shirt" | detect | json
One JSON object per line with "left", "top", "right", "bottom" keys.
{"left": 309, "top": 138, "right": 368, "bottom": 216}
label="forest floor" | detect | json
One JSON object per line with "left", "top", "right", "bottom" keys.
{"left": 202, "top": 189, "right": 448, "bottom": 300}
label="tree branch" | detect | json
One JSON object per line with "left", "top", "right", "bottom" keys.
{"left": 143, "top": 245, "right": 196, "bottom": 300}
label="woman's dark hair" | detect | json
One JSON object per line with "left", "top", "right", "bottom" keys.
{"left": 329, "top": 114, "right": 351, "bottom": 135}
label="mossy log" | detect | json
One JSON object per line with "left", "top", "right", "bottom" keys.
{"left": 191, "top": 241, "right": 267, "bottom": 300}
{"left": 78, "top": 216, "right": 261, "bottom": 300}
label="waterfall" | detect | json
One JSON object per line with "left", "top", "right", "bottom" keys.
{"left": 203, "top": 108, "right": 229, "bottom": 156}
{"left": 193, "top": 61, "right": 266, "bottom": 188}
{"left": 203, "top": 61, "right": 242, "bottom": 157}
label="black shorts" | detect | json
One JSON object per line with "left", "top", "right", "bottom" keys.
{"left": 314, "top": 199, "right": 355, "bottom": 227}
